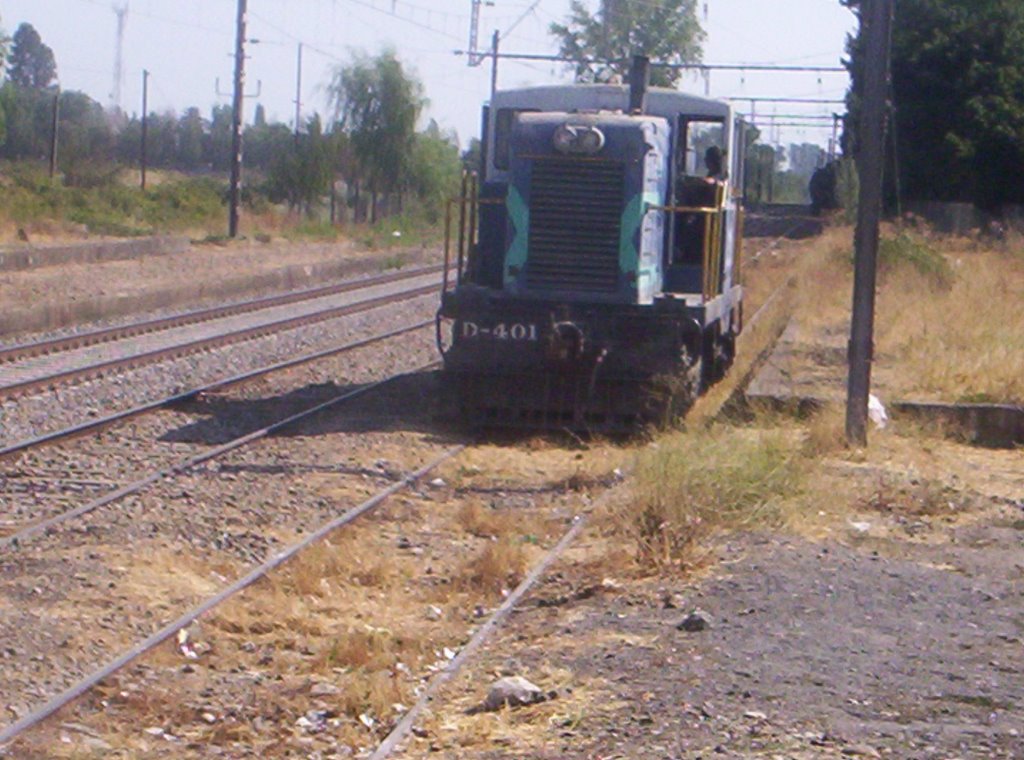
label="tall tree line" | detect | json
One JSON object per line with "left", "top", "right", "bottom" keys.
{"left": 0, "top": 21, "right": 461, "bottom": 221}
{"left": 842, "top": 0, "right": 1024, "bottom": 212}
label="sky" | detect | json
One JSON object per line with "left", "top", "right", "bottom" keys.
{"left": 0, "top": 0, "right": 856, "bottom": 149}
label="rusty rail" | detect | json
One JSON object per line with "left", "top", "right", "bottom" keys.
{"left": 0, "top": 264, "right": 443, "bottom": 365}
{"left": 0, "top": 281, "right": 439, "bottom": 401}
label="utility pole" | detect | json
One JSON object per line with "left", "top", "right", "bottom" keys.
{"left": 294, "top": 42, "right": 303, "bottom": 142}
{"left": 846, "top": 0, "right": 894, "bottom": 445}
{"left": 489, "top": 30, "right": 500, "bottom": 102}
{"left": 141, "top": 69, "right": 149, "bottom": 190}
{"left": 49, "top": 91, "right": 60, "bottom": 179}
{"left": 111, "top": 3, "right": 129, "bottom": 111}
{"left": 830, "top": 113, "right": 841, "bottom": 161}
{"left": 468, "top": 0, "right": 483, "bottom": 65}
{"left": 228, "top": 0, "right": 248, "bottom": 238}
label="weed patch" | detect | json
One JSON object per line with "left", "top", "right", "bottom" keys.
{"left": 878, "top": 231, "right": 954, "bottom": 287}
{"left": 457, "top": 538, "right": 530, "bottom": 593}
{"left": 624, "top": 427, "right": 803, "bottom": 569}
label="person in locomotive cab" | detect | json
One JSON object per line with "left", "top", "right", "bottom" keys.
{"left": 704, "top": 145, "right": 725, "bottom": 183}
{"left": 673, "top": 145, "right": 726, "bottom": 269}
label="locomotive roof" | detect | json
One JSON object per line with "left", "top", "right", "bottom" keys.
{"left": 491, "top": 84, "right": 731, "bottom": 121}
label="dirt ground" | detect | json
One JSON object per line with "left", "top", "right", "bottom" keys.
{"left": 0, "top": 237, "right": 439, "bottom": 318}
{"left": 398, "top": 435, "right": 1024, "bottom": 760}
{"left": 5, "top": 229, "right": 1021, "bottom": 759}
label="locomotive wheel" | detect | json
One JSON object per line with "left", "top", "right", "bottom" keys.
{"left": 645, "top": 348, "right": 702, "bottom": 428}
{"left": 701, "top": 326, "right": 735, "bottom": 386}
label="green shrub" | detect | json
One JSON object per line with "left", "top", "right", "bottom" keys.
{"left": 878, "top": 232, "right": 954, "bottom": 287}
{"left": 0, "top": 162, "right": 226, "bottom": 235}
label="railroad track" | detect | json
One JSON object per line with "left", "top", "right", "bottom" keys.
{"left": 0, "top": 264, "right": 443, "bottom": 364}
{"left": 0, "top": 276, "right": 795, "bottom": 756}
{"left": 0, "top": 322, "right": 435, "bottom": 546}
{"left": 0, "top": 265, "right": 442, "bottom": 401}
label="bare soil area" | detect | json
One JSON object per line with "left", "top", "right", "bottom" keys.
{"left": 397, "top": 436, "right": 1024, "bottom": 759}
{"left": 0, "top": 237, "right": 440, "bottom": 335}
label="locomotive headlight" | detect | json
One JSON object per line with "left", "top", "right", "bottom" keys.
{"left": 578, "top": 127, "right": 605, "bottom": 153}
{"left": 553, "top": 124, "right": 578, "bottom": 153}
{"left": 553, "top": 124, "right": 606, "bottom": 155}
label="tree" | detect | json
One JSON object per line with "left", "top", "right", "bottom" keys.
{"left": 549, "top": 0, "right": 704, "bottom": 87}
{"left": 0, "top": 83, "right": 54, "bottom": 159}
{"left": 408, "top": 120, "right": 462, "bottom": 222}
{"left": 0, "top": 15, "right": 7, "bottom": 145}
{"left": 55, "top": 90, "right": 115, "bottom": 180}
{"left": 842, "top": 0, "right": 1024, "bottom": 211}
{"left": 788, "top": 143, "right": 827, "bottom": 179}
{"left": 177, "top": 107, "right": 207, "bottom": 170}
{"left": 0, "top": 12, "right": 9, "bottom": 80}
{"left": 206, "top": 104, "right": 234, "bottom": 171}
{"left": 328, "top": 49, "right": 425, "bottom": 222}
{"left": 263, "top": 115, "right": 334, "bottom": 215}
{"left": 7, "top": 23, "right": 57, "bottom": 90}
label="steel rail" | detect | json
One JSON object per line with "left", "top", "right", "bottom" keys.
{"left": 0, "top": 282, "right": 439, "bottom": 401}
{"left": 1, "top": 357, "right": 440, "bottom": 551}
{"left": 0, "top": 444, "right": 465, "bottom": 749}
{"left": 0, "top": 263, "right": 443, "bottom": 364}
{"left": 0, "top": 262, "right": 806, "bottom": 750}
{"left": 0, "top": 320, "right": 433, "bottom": 461}
{"left": 371, "top": 269, "right": 810, "bottom": 756}
{"left": 369, "top": 509, "right": 595, "bottom": 759}
{"left": 747, "top": 216, "right": 823, "bottom": 261}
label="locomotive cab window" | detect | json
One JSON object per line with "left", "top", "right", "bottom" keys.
{"left": 668, "top": 116, "right": 728, "bottom": 291}
{"left": 679, "top": 118, "right": 726, "bottom": 180}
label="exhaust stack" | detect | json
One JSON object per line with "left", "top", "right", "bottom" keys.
{"left": 628, "top": 55, "right": 650, "bottom": 114}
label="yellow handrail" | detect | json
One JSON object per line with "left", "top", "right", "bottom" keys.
{"left": 650, "top": 184, "right": 728, "bottom": 303}
{"left": 443, "top": 173, "right": 502, "bottom": 292}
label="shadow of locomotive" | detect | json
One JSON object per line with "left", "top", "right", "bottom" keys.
{"left": 159, "top": 371, "right": 462, "bottom": 445}
{"left": 160, "top": 370, "right": 605, "bottom": 450}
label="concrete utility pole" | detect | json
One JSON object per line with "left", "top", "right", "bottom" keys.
{"left": 228, "top": 0, "right": 248, "bottom": 238}
{"left": 294, "top": 42, "right": 303, "bottom": 142}
{"left": 111, "top": 2, "right": 129, "bottom": 111}
{"left": 141, "top": 69, "right": 149, "bottom": 190}
{"left": 49, "top": 91, "right": 60, "bottom": 179}
{"left": 846, "top": 0, "right": 894, "bottom": 445}
{"left": 830, "top": 113, "right": 841, "bottom": 161}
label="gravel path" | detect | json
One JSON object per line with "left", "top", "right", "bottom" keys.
{"left": 399, "top": 489, "right": 1024, "bottom": 759}
{"left": 0, "top": 240, "right": 440, "bottom": 343}
{"left": 0, "top": 292, "right": 438, "bottom": 448}
{"left": 0, "top": 271, "right": 439, "bottom": 394}
{"left": 6, "top": 434, "right": 595, "bottom": 758}
{"left": 0, "top": 331, "right": 445, "bottom": 726}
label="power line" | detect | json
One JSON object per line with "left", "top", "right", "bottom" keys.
{"left": 726, "top": 96, "right": 846, "bottom": 104}
{"left": 501, "top": 0, "right": 543, "bottom": 39}
{"left": 453, "top": 49, "right": 846, "bottom": 73}
{"left": 746, "top": 113, "right": 838, "bottom": 120}
{"left": 344, "top": 0, "right": 463, "bottom": 41}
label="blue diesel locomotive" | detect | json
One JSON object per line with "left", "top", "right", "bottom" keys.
{"left": 438, "top": 58, "right": 746, "bottom": 430}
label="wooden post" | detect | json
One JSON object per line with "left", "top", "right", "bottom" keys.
{"left": 141, "top": 70, "right": 150, "bottom": 190}
{"left": 846, "top": 0, "right": 894, "bottom": 445}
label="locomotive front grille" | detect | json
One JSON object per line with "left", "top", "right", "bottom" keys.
{"left": 526, "top": 158, "right": 625, "bottom": 293}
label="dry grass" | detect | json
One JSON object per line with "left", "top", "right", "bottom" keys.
{"left": 785, "top": 224, "right": 1024, "bottom": 404}
{"left": 801, "top": 403, "right": 849, "bottom": 457}
{"left": 875, "top": 241, "right": 1024, "bottom": 402}
{"left": 456, "top": 538, "right": 531, "bottom": 593}
{"left": 456, "top": 500, "right": 518, "bottom": 538}
{"left": 621, "top": 425, "right": 805, "bottom": 569}
{"left": 860, "top": 475, "right": 963, "bottom": 519}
